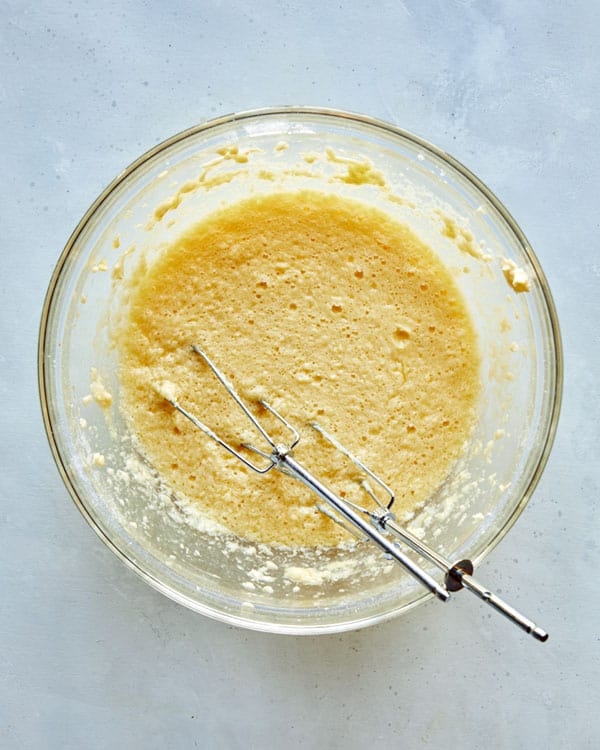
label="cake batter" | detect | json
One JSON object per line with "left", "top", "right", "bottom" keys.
{"left": 117, "top": 190, "right": 480, "bottom": 547}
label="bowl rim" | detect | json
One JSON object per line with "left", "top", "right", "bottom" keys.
{"left": 38, "top": 105, "right": 564, "bottom": 634}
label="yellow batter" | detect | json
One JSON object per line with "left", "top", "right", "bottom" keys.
{"left": 117, "top": 190, "right": 480, "bottom": 548}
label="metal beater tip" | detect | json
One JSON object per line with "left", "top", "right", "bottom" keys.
{"left": 156, "top": 344, "right": 548, "bottom": 641}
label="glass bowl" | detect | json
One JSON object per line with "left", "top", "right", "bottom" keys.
{"left": 38, "top": 107, "right": 562, "bottom": 634}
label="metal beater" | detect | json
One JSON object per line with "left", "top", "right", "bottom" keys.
{"left": 160, "top": 344, "right": 548, "bottom": 642}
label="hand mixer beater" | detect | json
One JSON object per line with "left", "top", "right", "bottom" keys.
{"left": 158, "top": 344, "right": 548, "bottom": 642}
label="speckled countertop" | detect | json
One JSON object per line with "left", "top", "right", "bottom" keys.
{"left": 2, "top": 2, "right": 598, "bottom": 748}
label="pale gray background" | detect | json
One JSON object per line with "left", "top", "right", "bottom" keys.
{"left": 2, "top": 1, "right": 598, "bottom": 748}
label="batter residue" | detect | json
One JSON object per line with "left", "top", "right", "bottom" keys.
{"left": 117, "top": 191, "right": 480, "bottom": 547}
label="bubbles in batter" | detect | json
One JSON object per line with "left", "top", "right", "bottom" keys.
{"left": 117, "top": 190, "right": 480, "bottom": 548}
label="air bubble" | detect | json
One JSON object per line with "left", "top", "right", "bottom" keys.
{"left": 393, "top": 327, "right": 410, "bottom": 341}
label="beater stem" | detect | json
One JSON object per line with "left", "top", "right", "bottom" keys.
{"left": 382, "top": 516, "right": 548, "bottom": 641}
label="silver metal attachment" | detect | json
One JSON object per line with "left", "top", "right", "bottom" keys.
{"left": 160, "top": 345, "right": 548, "bottom": 642}
{"left": 311, "top": 423, "right": 548, "bottom": 642}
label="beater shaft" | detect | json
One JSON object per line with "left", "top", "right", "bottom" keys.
{"left": 382, "top": 517, "right": 548, "bottom": 641}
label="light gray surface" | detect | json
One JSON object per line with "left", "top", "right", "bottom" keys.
{"left": 2, "top": 1, "right": 598, "bottom": 747}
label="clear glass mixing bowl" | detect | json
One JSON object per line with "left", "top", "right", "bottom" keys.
{"left": 38, "top": 108, "right": 562, "bottom": 633}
